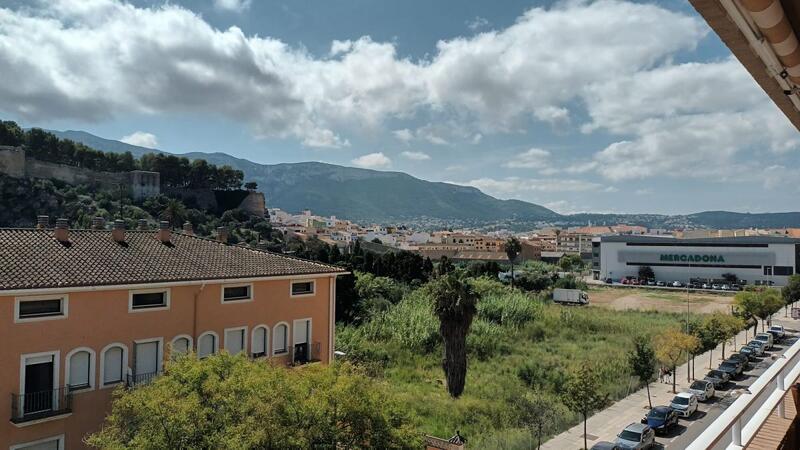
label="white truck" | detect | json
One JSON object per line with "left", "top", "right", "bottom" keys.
{"left": 552, "top": 288, "right": 589, "bottom": 306}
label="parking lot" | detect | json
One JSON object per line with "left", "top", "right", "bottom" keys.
{"left": 587, "top": 286, "right": 734, "bottom": 315}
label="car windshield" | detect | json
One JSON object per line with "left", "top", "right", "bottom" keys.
{"left": 756, "top": 336, "right": 768, "bottom": 341}
{"left": 690, "top": 381, "right": 707, "bottom": 390}
{"left": 720, "top": 362, "right": 735, "bottom": 369}
{"left": 648, "top": 409, "right": 667, "bottom": 419}
{"left": 749, "top": 341, "right": 762, "bottom": 347}
{"left": 708, "top": 371, "right": 723, "bottom": 377}
{"left": 770, "top": 327, "right": 782, "bottom": 331}
{"left": 672, "top": 396, "right": 689, "bottom": 405}
{"left": 619, "top": 430, "right": 641, "bottom": 441}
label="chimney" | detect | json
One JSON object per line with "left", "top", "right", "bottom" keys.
{"left": 92, "top": 216, "right": 106, "bottom": 230}
{"left": 216, "top": 226, "right": 229, "bottom": 244}
{"left": 158, "top": 221, "right": 171, "bottom": 243}
{"left": 112, "top": 220, "right": 126, "bottom": 243}
{"left": 138, "top": 219, "right": 148, "bottom": 231}
{"left": 54, "top": 218, "right": 69, "bottom": 242}
{"left": 182, "top": 221, "right": 193, "bottom": 235}
{"left": 36, "top": 215, "right": 49, "bottom": 230}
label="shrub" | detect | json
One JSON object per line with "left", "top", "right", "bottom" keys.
{"left": 478, "top": 292, "right": 543, "bottom": 327}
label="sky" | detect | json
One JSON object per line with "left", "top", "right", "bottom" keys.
{"left": 1, "top": 0, "right": 799, "bottom": 215}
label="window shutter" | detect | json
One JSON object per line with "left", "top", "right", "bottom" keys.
{"left": 252, "top": 328, "right": 266, "bottom": 355}
{"left": 225, "top": 329, "right": 245, "bottom": 355}
{"left": 173, "top": 338, "right": 189, "bottom": 354}
{"left": 104, "top": 347, "right": 123, "bottom": 384}
{"left": 198, "top": 334, "right": 215, "bottom": 357}
{"left": 274, "top": 325, "right": 287, "bottom": 352}
{"left": 69, "top": 351, "right": 90, "bottom": 388}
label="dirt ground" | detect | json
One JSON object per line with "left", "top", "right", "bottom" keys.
{"left": 588, "top": 286, "right": 735, "bottom": 314}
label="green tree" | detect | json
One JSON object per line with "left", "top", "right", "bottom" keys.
{"left": 654, "top": 328, "right": 699, "bottom": 393}
{"left": 783, "top": 274, "right": 800, "bottom": 310}
{"left": 160, "top": 198, "right": 187, "bottom": 228}
{"left": 427, "top": 274, "right": 479, "bottom": 398}
{"left": 700, "top": 314, "right": 726, "bottom": 369}
{"left": 628, "top": 335, "right": 657, "bottom": 409}
{"left": 505, "top": 237, "right": 522, "bottom": 289}
{"left": 735, "top": 288, "right": 784, "bottom": 333}
{"left": 563, "top": 366, "right": 608, "bottom": 450}
{"left": 85, "top": 354, "right": 418, "bottom": 449}
{"left": 558, "top": 254, "right": 584, "bottom": 272}
{"left": 638, "top": 265, "right": 655, "bottom": 281}
{"left": 244, "top": 181, "right": 258, "bottom": 191}
{"left": 516, "top": 390, "right": 565, "bottom": 450}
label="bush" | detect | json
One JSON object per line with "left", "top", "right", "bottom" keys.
{"left": 478, "top": 292, "right": 543, "bottom": 327}
{"left": 467, "top": 320, "right": 508, "bottom": 359}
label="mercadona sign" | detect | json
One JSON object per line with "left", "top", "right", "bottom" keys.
{"left": 659, "top": 254, "right": 725, "bottom": 263}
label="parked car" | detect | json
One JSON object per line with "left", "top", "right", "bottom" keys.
{"left": 747, "top": 340, "right": 767, "bottom": 356}
{"left": 730, "top": 284, "right": 741, "bottom": 291}
{"left": 615, "top": 423, "right": 655, "bottom": 449}
{"left": 727, "top": 353, "right": 750, "bottom": 370}
{"left": 711, "top": 284, "right": 721, "bottom": 290}
{"left": 718, "top": 359, "right": 743, "bottom": 378}
{"left": 605, "top": 277, "right": 614, "bottom": 284}
{"left": 768, "top": 325, "right": 786, "bottom": 341}
{"left": 641, "top": 406, "right": 678, "bottom": 434}
{"left": 702, "top": 283, "right": 711, "bottom": 289}
{"left": 755, "top": 333, "right": 774, "bottom": 350}
{"left": 739, "top": 346, "right": 756, "bottom": 360}
{"left": 646, "top": 280, "right": 656, "bottom": 286}
{"left": 670, "top": 392, "right": 698, "bottom": 418}
{"left": 671, "top": 281, "right": 684, "bottom": 288}
{"left": 656, "top": 281, "right": 666, "bottom": 287}
{"left": 704, "top": 369, "right": 730, "bottom": 388}
{"left": 590, "top": 442, "right": 621, "bottom": 450}
{"left": 688, "top": 379, "right": 715, "bottom": 402}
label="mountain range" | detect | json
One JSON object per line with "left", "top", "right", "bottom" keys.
{"left": 49, "top": 130, "right": 800, "bottom": 230}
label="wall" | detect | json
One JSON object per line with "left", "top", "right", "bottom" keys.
{"left": 0, "top": 146, "right": 25, "bottom": 178}
{"left": 0, "top": 275, "right": 334, "bottom": 449}
{"left": 236, "top": 191, "right": 266, "bottom": 217}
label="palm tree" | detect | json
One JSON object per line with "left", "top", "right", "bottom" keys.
{"left": 427, "top": 274, "right": 479, "bottom": 398}
{"left": 160, "top": 198, "right": 187, "bottom": 228}
{"left": 505, "top": 237, "right": 522, "bottom": 289}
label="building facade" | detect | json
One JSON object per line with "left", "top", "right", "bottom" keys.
{"left": 593, "top": 235, "right": 800, "bottom": 286}
{"left": 0, "top": 219, "right": 344, "bottom": 449}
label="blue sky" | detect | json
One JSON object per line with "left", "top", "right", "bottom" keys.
{"left": 1, "top": 0, "right": 799, "bottom": 215}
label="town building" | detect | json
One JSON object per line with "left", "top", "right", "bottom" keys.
{"left": 0, "top": 217, "right": 345, "bottom": 450}
{"left": 593, "top": 235, "right": 800, "bottom": 286}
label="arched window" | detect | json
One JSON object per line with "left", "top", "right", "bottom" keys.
{"left": 171, "top": 335, "right": 192, "bottom": 356}
{"left": 198, "top": 332, "right": 218, "bottom": 358}
{"left": 252, "top": 325, "right": 269, "bottom": 358}
{"left": 66, "top": 347, "right": 96, "bottom": 391}
{"left": 273, "top": 323, "right": 289, "bottom": 355}
{"left": 101, "top": 344, "right": 127, "bottom": 387}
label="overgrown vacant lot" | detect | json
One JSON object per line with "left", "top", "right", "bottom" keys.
{"left": 337, "top": 279, "right": 697, "bottom": 449}
{"left": 588, "top": 286, "right": 734, "bottom": 314}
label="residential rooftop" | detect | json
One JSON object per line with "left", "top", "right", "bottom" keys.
{"left": 599, "top": 235, "right": 800, "bottom": 245}
{"left": 0, "top": 228, "right": 345, "bottom": 291}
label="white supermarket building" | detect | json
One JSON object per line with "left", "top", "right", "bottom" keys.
{"left": 592, "top": 235, "right": 800, "bottom": 287}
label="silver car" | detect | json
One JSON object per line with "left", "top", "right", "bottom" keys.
{"left": 615, "top": 422, "right": 655, "bottom": 449}
{"left": 688, "top": 379, "right": 715, "bottom": 402}
{"left": 747, "top": 340, "right": 766, "bottom": 356}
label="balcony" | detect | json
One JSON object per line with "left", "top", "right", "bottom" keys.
{"left": 292, "top": 341, "right": 322, "bottom": 366}
{"left": 10, "top": 387, "right": 72, "bottom": 425}
{"left": 126, "top": 370, "right": 161, "bottom": 388}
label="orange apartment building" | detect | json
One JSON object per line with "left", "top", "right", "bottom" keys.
{"left": 0, "top": 217, "right": 345, "bottom": 450}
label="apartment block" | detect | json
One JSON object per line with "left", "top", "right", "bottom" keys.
{"left": 0, "top": 218, "right": 345, "bottom": 449}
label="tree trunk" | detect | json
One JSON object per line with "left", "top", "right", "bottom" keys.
{"left": 538, "top": 423, "right": 542, "bottom": 450}
{"left": 709, "top": 349, "right": 713, "bottom": 369}
{"left": 441, "top": 319, "right": 470, "bottom": 398}
{"left": 672, "top": 365, "right": 677, "bottom": 393}
{"left": 583, "top": 412, "right": 587, "bottom": 450}
{"left": 646, "top": 382, "right": 652, "bottom": 409}
{"left": 510, "top": 263, "right": 515, "bottom": 289}
{"left": 722, "top": 341, "right": 726, "bottom": 360}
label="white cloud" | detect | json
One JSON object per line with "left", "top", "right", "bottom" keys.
{"left": 460, "top": 176, "right": 607, "bottom": 196}
{"left": 466, "top": 16, "right": 490, "bottom": 31}
{"left": 120, "top": 131, "right": 158, "bottom": 148}
{"left": 0, "top": 0, "right": 706, "bottom": 149}
{"left": 213, "top": 0, "right": 251, "bottom": 13}
{"left": 400, "top": 151, "right": 431, "bottom": 161}
{"left": 351, "top": 152, "right": 391, "bottom": 169}
{"left": 392, "top": 128, "right": 414, "bottom": 143}
{"left": 503, "top": 148, "right": 551, "bottom": 169}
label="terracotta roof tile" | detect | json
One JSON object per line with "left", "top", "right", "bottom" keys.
{"left": 0, "top": 229, "right": 344, "bottom": 291}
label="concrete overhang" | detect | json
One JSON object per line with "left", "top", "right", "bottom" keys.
{"left": 689, "top": 0, "right": 800, "bottom": 131}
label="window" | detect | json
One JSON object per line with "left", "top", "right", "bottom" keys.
{"left": 224, "top": 327, "right": 247, "bottom": 355}
{"left": 130, "top": 290, "right": 169, "bottom": 311}
{"left": 273, "top": 323, "right": 289, "bottom": 354}
{"left": 774, "top": 266, "right": 794, "bottom": 276}
{"left": 222, "top": 284, "right": 252, "bottom": 302}
{"left": 764, "top": 266, "right": 773, "bottom": 276}
{"left": 66, "top": 348, "right": 94, "bottom": 391}
{"left": 10, "top": 435, "right": 65, "bottom": 450}
{"left": 171, "top": 336, "right": 192, "bottom": 356}
{"left": 291, "top": 281, "right": 315, "bottom": 296}
{"left": 252, "top": 326, "right": 269, "bottom": 358}
{"left": 101, "top": 344, "right": 126, "bottom": 386}
{"left": 15, "top": 296, "right": 68, "bottom": 322}
{"left": 133, "top": 339, "right": 162, "bottom": 379}
{"left": 198, "top": 332, "right": 218, "bottom": 358}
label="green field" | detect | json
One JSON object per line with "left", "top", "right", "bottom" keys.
{"left": 337, "top": 279, "right": 698, "bottom": 448}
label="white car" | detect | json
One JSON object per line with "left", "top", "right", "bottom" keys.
{"left": 747, "top": 340, "right": 766, "bottom": 356}
{"left": 688, "top": 379, "right": 715, "bottom": 402}
{"left": 755, "top": 332, "right": 774, "bottom": 350}
{"left": 769, "top": 325, "right": 786, "bottom": 340}
{"left": 670, "top": 392, "right": 698, "bottom": 418}
{"left": 671, "top": 281, "right": 684, "bottom": 288}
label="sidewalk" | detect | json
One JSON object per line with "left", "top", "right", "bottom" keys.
{"left": 542, "top": 315, "right": 790, "bottom": 449}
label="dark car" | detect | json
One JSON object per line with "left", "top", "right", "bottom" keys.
{"left": 738, "top": 346, "right": 756, "bottom": 361}
{"left": 641, "top": 405, "right": 678, "bottom": 434}
{"left": 605, "top": 278, "right": 614, "bottom": 284}
{"left": 590, "top": 442, "right": 621, "bottom": 450}
{"left": 718, "top": 360, "right": 743, "bottom": 378}
{"left": 705, "top": 369, "right": 730, "bottom": 388}
{"left": 728, "top": 353, "right": 750, "bottom": 370}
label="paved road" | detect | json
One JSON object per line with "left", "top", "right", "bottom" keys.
{"left": 662, "top": 319, "right": 797, "bottom": 449}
